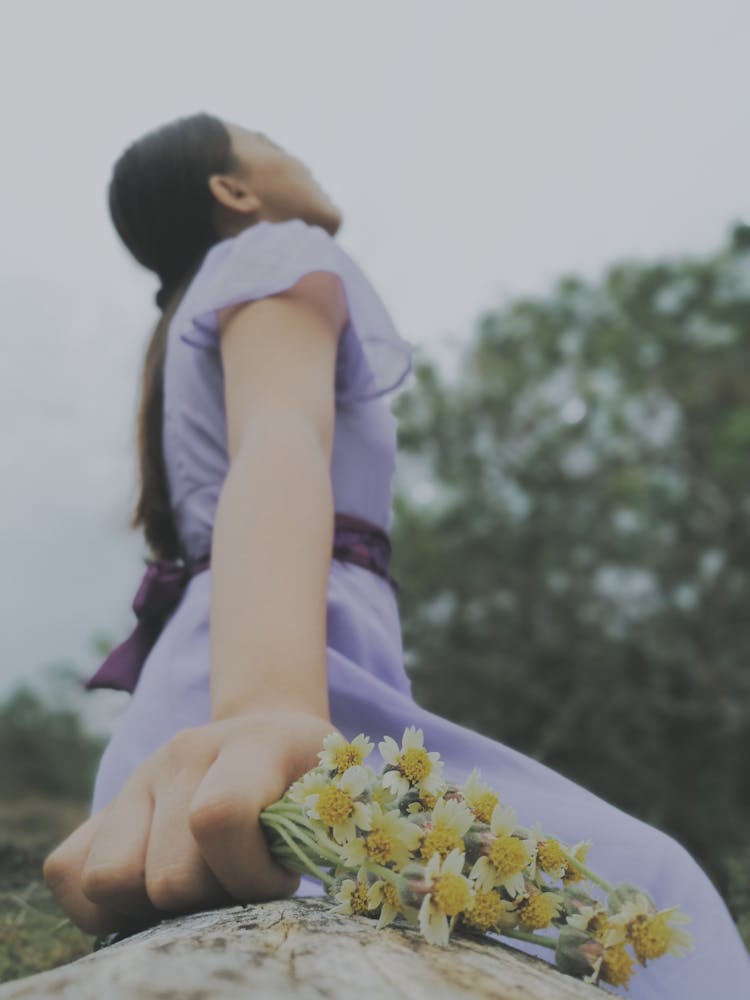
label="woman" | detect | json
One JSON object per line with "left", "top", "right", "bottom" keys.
{"left": 43, "top": 113, "right": 750, "bottom": 997}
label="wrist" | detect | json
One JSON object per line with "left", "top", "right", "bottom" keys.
{"left": 206, "top": 704, "right": 344, "bottom": 786}
{"left": 210, "top": 691, "right": 332, "bottom": 726}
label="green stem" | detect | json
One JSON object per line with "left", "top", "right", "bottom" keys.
{"left": 266, "top": 800, "right": 309, "bottom": 822}
{"left": 263, "top": 811, "right": 342, "bottom": 867}
{"left": 264, "top": 806, "right": 409, "bottom": 894}
{"left": 263, "top": 817, "right": 334, "bottom": 888}
{"left": 501, "top": 927, "right": 557, "bottom": 951}
{"left": 269, "top": 802, "right": 337, "bottom": 843}
{"left": 556, "top": 846, "right": 612, "bottom": 893}
{"left": 361, "top": 861, "right": 408, "bottom": 891}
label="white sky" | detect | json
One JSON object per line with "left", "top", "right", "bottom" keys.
{"left": 1, "top": 0, "right": 748, "bottom": 726}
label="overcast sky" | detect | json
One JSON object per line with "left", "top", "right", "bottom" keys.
{"left": 2, "top": 0, "right": 748, "bottom": 729}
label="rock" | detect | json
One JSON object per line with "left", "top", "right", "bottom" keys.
{"left": 0, "top": 898, "right": 604, "bottom": 999}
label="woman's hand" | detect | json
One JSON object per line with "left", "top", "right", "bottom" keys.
{"left": 42, "top": 709, "right": 343, "bottom": 936}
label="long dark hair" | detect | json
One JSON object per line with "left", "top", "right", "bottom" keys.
{"left": 107, "top": 112, "right": 243, "bottom": 561}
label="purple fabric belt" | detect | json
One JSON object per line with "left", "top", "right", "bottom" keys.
{"left": 83, "top": 511, "right": 401, "bottom": 695}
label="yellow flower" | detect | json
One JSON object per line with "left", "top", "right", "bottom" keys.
{"left": 330, "top": 866, "right": 373, "bottom": 917}
{"left": 420, "top": 790, "right": 440, "bottom": 809}
{"left": 406, "top": 788, "right": 446, "bottom": 814}
{"left": 599, "top": 941, "right": 636, "bottom": 988}
{"left": 461, "top": 887, "right": 518, "bottom": 933}
{"left": 469, "top": 802, "right": 535, "bottom": 897}
{"left": 303, "top": 765, "right": 373, "bottom": 844}
{"left": 535, "top": 834, "right": 570, "bottom": 880}
{"left": 379, "top": 726, "right": 445, "bottom": 799}
{"left": 419, "top": 796, "right": 475, "bottom": 863}
{"left": 566, "top": 904, "right": 626, "bottom": 947}
{"left": 337, "top": 800, "right": 421, "bottom": 869}
{"left": 371, "top": 781, "right": 399, "bottom": 810}
{"left": 418, "top": 848, "right": 475, "bottom": 946}
{"left": 286, "top": 766, "right": 330, "bottom": 806}
{"left": 514, "top": 819, "right": 543, "bottom": 881}
{"left": 318, "top": 732, "right": 374, "bottom": 775}
{"left": 460, "top": 767, "right": 501, "bottom": 824}
{"left": 561, "top": 840, "right": 593, "bottom": 885}
{"left": 366, "top": 876, "right": 405, "bottom": 929}
{"left": 609, "top": 896, "right": 694, "bottom": 964}
{"left": 516, "top": 887, "right": 565, "bottom": 930}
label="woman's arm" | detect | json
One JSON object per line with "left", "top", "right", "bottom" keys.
{"left": 209, "top": 414, "right": 334, "bottom": 722}
{"left": 208, "top": 270, "right": 349, "bottom": 724}
{"left": 41, "top": 273, "right": 351, "bottom": 934}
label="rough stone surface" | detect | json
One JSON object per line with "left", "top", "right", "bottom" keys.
{"left": 0, "top": 898, "right": 605, "bottom": 999}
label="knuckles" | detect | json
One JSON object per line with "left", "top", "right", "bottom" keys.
{"left": 42, "top": 849, "right": 69, "bottom": 893}
{"left": 160, "top": 726, "right": 205, "bottom": 767}
{"left": 80, "top": 860, "right": 144, "bottom": 902}
{"left": 187, "top": 793, "right": 248, "bottom": 840}
{"left": 145, "top": 868, "right": 194, "bottom": 912}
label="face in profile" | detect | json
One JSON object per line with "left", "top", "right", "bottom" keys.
{"left": 211, "top": 122, "right": 343, "bottom": 238}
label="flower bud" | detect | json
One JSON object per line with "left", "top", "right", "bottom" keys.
{"left": 555, "top": 925, "right": 605, "bottom": 978}
{"left": 607, "top": 882, "right": 656, "bottom": 917}
{"left": 442, "top": 783, "right": 465, "bottom": 802}
{"left": 398, "top": 860, "right": 434, "bottom": 908}
{"left": 559, "top": 885, "right": 601, "bottom": 918}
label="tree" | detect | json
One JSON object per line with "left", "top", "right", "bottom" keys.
{"left": 391, "top": 222, "right": 750, "bottom": 919}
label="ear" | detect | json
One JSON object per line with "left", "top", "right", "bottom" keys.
{"left": 207, "top": 173, "right": 262, "bottom": 216}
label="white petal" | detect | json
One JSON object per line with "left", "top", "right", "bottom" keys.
{"left": 378, "top": 902, "right": 398, "bottom": 929}
{"left": 340, "top": 838, "right": 366, "bottom": 867}
{"left": 340, "top": 765, "right": 369, "bottom": 796}
{"left": 303, "top": 793, "right": 321, "bottom": 819}
{"left": 353, "top": 734, "right": 374, "bottom": 758}
{"left": 333, "top": 818, "right": 356, "bottom": 844}
{"left": 378, "top": 736, "right": 399, "bottom": 764}
{"left": 490, "top": 802, "right": 517, "bottom": 834}
{"left": 504, "top": 872, "right": 525, "bottom": 898}
{"left": 323, "top": 732, "right": 345, "bottom": 751}
{"left": 428, "top": 908, "right": 450, "bottom": 946}
{"left": 403, "top": 726, "right": 424, "bottom": 750}
{"left": 472, "top": 858, "right": 495, "bottom": 893}
{"left": 425, "top": 851, "right": 442, "bottom": 879}
{"left": 352, "top": 801, "right": 373, "bottom": 830}
{"left": 418, "top": 894, "right": 432, "bottom": 939}
{"left": 367, "top": 883, "right": 383, "bottom": 908}
{"left": 399, "top": 777, "right": 412, "bottom": 798}
{"left": 382, "top": 771, "right": 400, "bottom": 793}
{"left": 443, "top": 848, "right": 466, "bottom": 875}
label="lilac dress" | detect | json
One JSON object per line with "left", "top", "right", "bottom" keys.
{"left": 90, "top": 219, "right": 750, "bottom": 997}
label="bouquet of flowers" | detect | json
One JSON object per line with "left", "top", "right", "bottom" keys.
{"left": 260, "top": 726, "right": 694, "bottom": 993}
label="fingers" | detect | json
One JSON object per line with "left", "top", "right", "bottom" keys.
{"left": 45, "top": 716, "right": 311, "bottom": 937}
{"left": 78, "top": 774, "right": 162, "bottom": 924}
{"left": 43, "top": 809, "right": 148, "bottom": 937}
{"left": 144, "top": 756, "right": 236, "bottom": 913}
{"left": 188, "top": 743, "right": 301, "bottom": 903}
{"left": 83, "top": 731, "right": 233, "bottom": 917}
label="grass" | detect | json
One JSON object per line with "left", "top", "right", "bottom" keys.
{"left": 0, "top": 796, "right": 95, "bottom": 985}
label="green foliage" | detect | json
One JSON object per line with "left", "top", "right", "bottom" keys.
{"left": 0, "top": 676, "right": 103, "bottom": 983}
{"left": 391, "top": 222, "right": 750, "bottom": 937}
{"left": 0, "top": 682, "right": 105, "bottom": 801}
{"left": 0, "top": 881, "right": 91, "bottom": 984}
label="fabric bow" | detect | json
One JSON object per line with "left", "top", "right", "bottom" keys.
{"left": 84, "top": 555, "right": 209, "bottom": 694}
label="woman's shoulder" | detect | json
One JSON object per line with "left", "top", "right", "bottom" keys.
{"left": 192, "top": 218, "right": 359, "bottom": 289}
{"left": 171, "top": 218, "right": 416, "bottom": 405}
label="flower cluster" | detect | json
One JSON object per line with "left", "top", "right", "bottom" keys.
{"left": 259, "top": 726, "right": 693, "bottom": 993}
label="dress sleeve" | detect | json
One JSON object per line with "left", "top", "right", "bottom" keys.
{"left": 174, "top": 218, "right": 415, "bottom": 404}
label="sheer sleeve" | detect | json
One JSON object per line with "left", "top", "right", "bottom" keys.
{"left": 174, "top": 218, "right": 415, "bottom": 404}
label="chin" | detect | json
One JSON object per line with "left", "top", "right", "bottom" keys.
{"left": 318, "top": 207, "right": 343, "bottom": 237}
